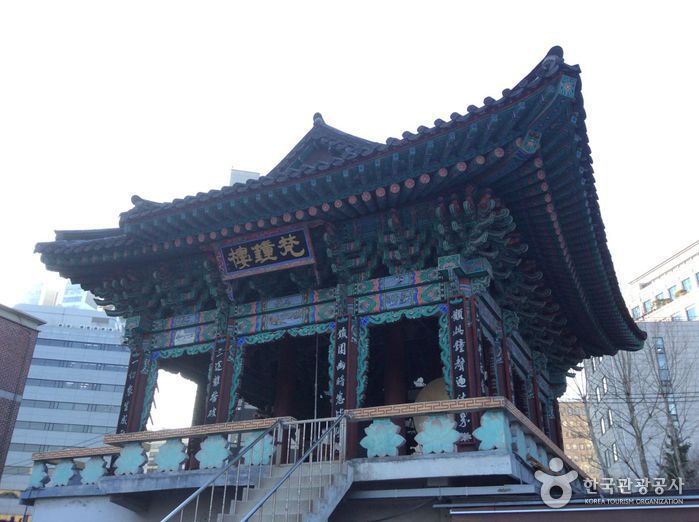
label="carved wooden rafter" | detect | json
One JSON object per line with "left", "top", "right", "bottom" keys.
{"left": 324, "top": 222, "right": 378, "bottom": 283}
{"left": 378, "top": 208, "right": 433, "bottom": 275}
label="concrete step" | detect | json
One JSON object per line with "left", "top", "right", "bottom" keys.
{"left": 227, "top": 486, "right": 323, "bottom": 515}
{"left": 221, "top": 501, "right": 308, "bottom": 522}
{"left": 218, "top": 463, "right": 350, "bottom": 521}
{"left": 231, "top": 486, "right": 325, "bottom": 506}
{"left": 269, "top": 461, "right": 342, "bottom": 475}
{"left": 220, "top": 513, "right": 302, "bottom": 522}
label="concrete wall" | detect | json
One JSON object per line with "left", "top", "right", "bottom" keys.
{"left": 31, "top": 495, "right": 186, "bottom": 522}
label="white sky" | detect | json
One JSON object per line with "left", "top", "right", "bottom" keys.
{"left": 1, "top": 2, "right": 697, "bottom": 305}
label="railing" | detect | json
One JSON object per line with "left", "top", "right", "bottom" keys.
{"left": 26, "top": 397, "right": 587, "bottom": 518}
{"left": 162, "top": 419, "right": 285, "bottom": 522}
{"left": 240, "top": 415, "right": 347, "bottom": 521}
{"left": 344, "top": 396, "right": 588, "bottom": 481}
{"left": 29, "top": 417, "right": 295, "bottom": 489}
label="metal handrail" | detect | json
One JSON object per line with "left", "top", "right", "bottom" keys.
{"left": 161, "top": 419, "right": 285, "bottom": 522}
{"left": 240, "top": 414, "right": 346, "bottom": 522}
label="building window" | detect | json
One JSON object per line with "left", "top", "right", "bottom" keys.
{"left": 612, "top": 442, "right": 619, "bottom": 462}
{"left": 602, "top": 376, "right": 608, "bottom": 394}
{"left": 596, "top": 387, "right": 602, "bottom": 403}
{"left": 671, "top": 312, "right": 682, "bottom": 321}
{"left": 687, "top": 306, "right": 697, "bottom": 321}
{"left": 608, "top": 409, "right": 614, "bottom": 426}
{"left": 668, "top": 285, "right": 678, "bottom": 300}
{"left": 605, "top": 449, "right": 611, "bottom": 467}
{"left": 682, "top": 278, "right": 692, "bottom": 292}
{"left": 600, "top": 417, "right": 607, "bottom": 435}
{"left": 591, "top": 358, "right": 597, "bottom": 371}
{"left": 643, "top": 300, "right": 653, "bottom": 313}
{"left": 632, "top": 306, "right": 641, "bottom": 319}
{"left": 654, "top": 337, "right": 665, "bottom": 350}
{"left": 655, "top": 292, "right": 665, "bottom": 302}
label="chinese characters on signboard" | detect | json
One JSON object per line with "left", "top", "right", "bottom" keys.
{"left": 216, "top": 228, "right": 314, "bottom": 280}
{"left": 205, "top": 340, "right": 226, "bottom": 423}
{"left": 117, "top": 350, "right": 141, "bottom": 433}
{"left": 449, "top": 298, "right": 471, "bottom": 435}
{"left": 333, "top": 318, "right": 349, "bottom": 416}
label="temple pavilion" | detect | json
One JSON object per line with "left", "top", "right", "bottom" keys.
{"left": 25, "top": 47, "right": 646, "bottom": 521}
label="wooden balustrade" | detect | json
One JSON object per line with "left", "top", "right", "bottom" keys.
{"left": 27, "top": 398, "right": 586, "bottom": 490}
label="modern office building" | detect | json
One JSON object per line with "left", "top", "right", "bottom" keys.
{"left": 626, "top": 241, "right": 699, "bottom": 322}
{"left": 22, "top": 281, "right": 98, "bottom": 310}
{"left": 0, "top": 303, "right": 126, "bottom": 519}
{"left": 584, "top": 321, "right": 699, "bottom": 482}
{"left": 559, "top": 399, "right": 599, "bottom": 480}
{"left": 585, "top": 243, "right": 699, "bottom": 482}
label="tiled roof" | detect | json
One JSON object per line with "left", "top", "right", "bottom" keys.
{"left": 115, "top": 46, "right": 576, "bottom": 224}
{"left": 35, "top": 46, "right": 646, "bottom": 362}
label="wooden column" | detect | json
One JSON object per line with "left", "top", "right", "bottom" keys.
{"left": 438, "top": 255, "right": 492, "bottom": 439}
{"left": 206, "top": 336, "right": 230, "bottom": 424}
{"left": 118, "top": 316, "right": 157, "bottom": 433}
{"left": 500, "top": 310, "right": 518, "bottom": 402}
{"left": 529, "top": 366, "right": 544, "bottom": 429}
{"left": 332, "top": 314, "right": 359, "bottom": 456}
{"left": 116, "top": 347, "right": 144, "bottom": 433}
{"left": 464, "top": 296, "right": 483, "bottom": 400}
{"left": 447, "top": 296, "right": 472, "bottom": 436}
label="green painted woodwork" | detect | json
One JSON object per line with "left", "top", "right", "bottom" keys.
{"left": 81, "top": 457, "right": 107, "bottom": 485}
{"left": 356, "top": 319, "right": 370, "bottom": 407}
{"left": 30, "top": 462, "right": 49, "bottom": 489}
{"left": 512, "top": 423, "right": 528, "bottom": 460}
{"left": 154, "top": 438, "right": 187, "bottom": 472}
{"left": 414, "top": 415, "right": 460, "bottom": 454}
{"left": 523, "top": 434, "right": 536, "bottom": 458}
{"left": 195, "top": 435, "right": 229, "bottom": 469}
{"left": 240, "top": 431, "right": 275, "bottom": 466}
{"left": 228, "top": 321, "right": 336, "bottom": 420}
{"left": 472, "top": 409, "right": 511, "bottom": 451}
{"left": 359, "top": 419, "right": 406, "bottom": 458}
{"left": 48, "top": 459, "right": 78, "bottom": 487}
{"left": 327, "top": 328, "right": 336, "bottom": 397}
{"left": 153, "top": 342, "right": 215, "bottom": 359}
{"left": 227, "top": 339, "right": 243, "bottom": 421}
{"left": 139, "top": 360, "right": 158, "bottom": 431}
{"left": 356, "top": 304, "right": 447, "bottom": 407}
{"left": 115, "top": 443, "right": 148, "bottom": 475}
{"left": 438, "top": 311, "right": 453, "bottom": 398}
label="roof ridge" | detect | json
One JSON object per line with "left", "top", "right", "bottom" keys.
{"left": 118, "top": 46, "right": 577, "bottom": 225}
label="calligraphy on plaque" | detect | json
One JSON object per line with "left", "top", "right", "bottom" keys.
{"left": 215, "top": 228, "right": 315, "bottom": 280}
{"left": 449, "top": 297, "right": 471, "bottom": 435}
{"left": 333, "top": 318, "right": 349, "bottom": 416}
{"left": 205, "top": 340, "right": 226, "bottom": 423}
{"left": 117, "top": 350, "right": 141, "bottom": 433}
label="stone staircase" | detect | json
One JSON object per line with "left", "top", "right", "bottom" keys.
{"left": 220, "top": 461, "right": 353, "bottom": 521}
